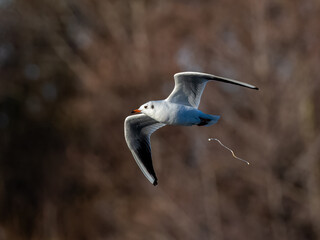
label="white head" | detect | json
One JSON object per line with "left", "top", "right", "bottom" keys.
{"left": 132, "top": 101, "right": 157, "bottom": 118}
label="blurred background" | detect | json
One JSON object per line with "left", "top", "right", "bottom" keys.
{"left": 0, "top": 0, "right": 320, "bottom": 239}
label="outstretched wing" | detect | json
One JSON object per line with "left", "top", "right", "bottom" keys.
{"left": 166, "top": 72, "right": 259, "bottom": 108}
{"left": 124, "top": 114, "right": 165, "bottom": 185}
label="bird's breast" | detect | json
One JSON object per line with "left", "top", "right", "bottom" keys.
{"left": 154, "top": 103, "right": 199, "bottom": 126}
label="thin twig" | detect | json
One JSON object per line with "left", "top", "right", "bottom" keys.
{"left": 208, "top": 138, "right": 250, "bottom": 165}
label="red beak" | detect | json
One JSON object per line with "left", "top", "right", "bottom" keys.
{"left": 131, "top": 109, "right": 141, "bottom": 114}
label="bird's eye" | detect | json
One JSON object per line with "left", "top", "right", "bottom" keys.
{"left": 144, "top": 105, "right": 148, "bottom": 109}
{"left": 151, "top": 105, "right": 154, "bottom": 109}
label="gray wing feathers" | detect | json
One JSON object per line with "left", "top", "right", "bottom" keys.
{"left": 166, "top": 73, "right": 208, "bottom": 108}
{"left": 166, "top": 72, "right": 258, "bottom": 108}
{"left": 124, "top": 114, "right": 165, "bottom": 185}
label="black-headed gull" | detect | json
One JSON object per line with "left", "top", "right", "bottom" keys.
{"left": 124, "top": 72, "right": 258, "bottom": 185}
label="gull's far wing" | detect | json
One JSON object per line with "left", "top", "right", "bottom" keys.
{"left": 124, "top": 114, "right": 165, "bottom": 186}
{"left": 165, "top": 72, "right": 259, "bottom": 108}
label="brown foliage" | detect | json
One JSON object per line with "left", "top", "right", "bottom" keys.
{"left": 0, "top": 0, "right": 320, "bottom": 239}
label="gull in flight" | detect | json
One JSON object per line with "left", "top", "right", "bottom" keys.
{"left": 124, "top": 72, "right": 258, "bottom": 185}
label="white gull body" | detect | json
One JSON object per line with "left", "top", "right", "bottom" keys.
{"left": 124, "top": 72, "right": 258, "bottom": 185}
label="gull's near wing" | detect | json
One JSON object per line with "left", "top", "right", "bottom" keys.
{"left": 166, "top": 72, "right": 259, "bottom": 108}
{"left": 124, "top": 114, "right": 165, "bottom": 186}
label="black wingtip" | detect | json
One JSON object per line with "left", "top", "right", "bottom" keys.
{"left": 254, "top": 86, "right": 259, "bottom": 90}
{"left": 153, "top": 179, "right": 158, "bottom": 186}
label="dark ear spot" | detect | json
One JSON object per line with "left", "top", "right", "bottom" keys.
{"left": 151, "top": 105, "right": 154, "bottom": 109}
